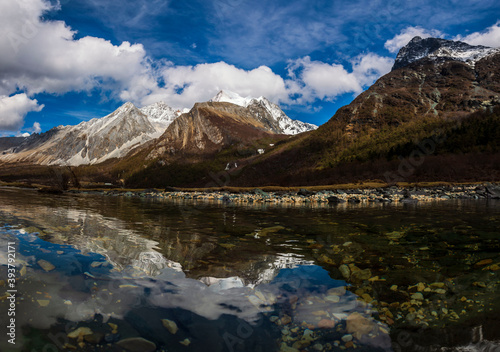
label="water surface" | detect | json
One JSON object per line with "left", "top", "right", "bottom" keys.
{"left": 0, "top": 187, "right": 499, "bottom": 351}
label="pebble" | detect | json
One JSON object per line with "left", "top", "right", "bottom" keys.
{"left": 411, "top": 292, "right": 424, "bottom": 301}
{"left": 37, "top": 300, "right": 50, "bottom": 307}
{"left": 302, "top": 329, "right": 315, "bottom": 342}
{"left": 161, "top": 319, "right": 178, "bottom": 334}
{"left": 339, "top": 264, "right": 350, "bottom": 279}
{"left": 116, "top": 337, "right": 156, "bottom": 352}
{"left": 328, "top": 286, "right": 346, "bottom": 296}
{"left": 280, "top": 343, "right": 299, "bottom": 352}
{"left": 430, "top": 282, "right": 445, "bottom": 288}
{"left": 325, "top": 295, "right": 340, "bottom": 303}
{"left": 84, "top": 332, "right": 104, "bottom": 344}
{"left": 108, "top": 323, "right": 118, "bottom": 334}
{"left": 281, "top": 314, "right": 292, "bottom": 325}
{"left": 313, "top": 343, "right": 324, "bottom": 351}
{"left": 474, "top": 259, "right": 493, "bottom": 267}
{"left": 361, "top": 293, "right": 373, "bottom": 303}
{"left": 37, "top": 259, "right": 55, "bottom": 272}
{"left": 179, "top": 338, "right": 191, "bottom": 346}
{"left": 346, "top": 312, "right": 376, "bottom": 339}
{"left": 489, "top": 264, "right": 500, "bottom": 271}
{"left": 341, "top": 334, "right": 353, "bottom": 342}
{"left": 318, "top": 319, "right": 336, "bottom": 329}
{"left": 68, "top": 327, "right": 93, "bottom": 339}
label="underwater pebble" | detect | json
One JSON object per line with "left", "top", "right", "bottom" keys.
{"left": 341, "top": 334, "right": 353, "bottom": 342}
{"left": 116, "top": 337, "right": 156, "bottom": 352}
{"left": 37, "top": 259, "right": 55, "bottom": 272}
{"left": 161, "top": 319, "right": 178, "bottom": 334}
{"left": 68, "top": 327, "right": 93, "bottom": 339}
{"left": 411, "top": 292, "right": 424, "bottom": 301}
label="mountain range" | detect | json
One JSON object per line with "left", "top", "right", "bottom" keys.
{"left": 0, "top": 92, "right": 316, "bottom": 167}
{"left": 0, "top": 37, "right": 498, "bottom": 187}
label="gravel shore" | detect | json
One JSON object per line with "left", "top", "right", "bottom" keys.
{"left": 73, "top": 183, "right": 500, "bottom": 205}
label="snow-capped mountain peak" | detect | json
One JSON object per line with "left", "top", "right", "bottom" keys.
{"left": 140, "top": 101, "right": 180, "bottom": 136}
{"left": 211, "top": 90, "right": 317, "bottom": 135}
{"left": 210, "top": 90, "right": 255, "bottom": 107}
{"left": 0, "top": 102, "right": 171, "bottom": 166}
{"left": 140, "top": 101, "right": 178, "bottom": 124}
{"left": 393, "top": 36, "right": 500, "bottom": 70}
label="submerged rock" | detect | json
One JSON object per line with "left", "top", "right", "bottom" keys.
{"left": 179, "top": 338, "right": 191, "bottom": 346}
{"left": 161, "top": 319, "right": 178, "bottom": 334}
{"left": 346, "top": 312, "right": 377, "bottom": 340}
{"left": 411, "top": 292, "right": 424, "bottom": 301}
{"left": 339, "top": 264, "right": 350, "bottom": 279}
{"left": 116, "top": 337, "right": 156, "bottom": 352}
{"left": 37, "top": 259, "right": 55, "bottom": 272}
{"left": 68, "top": 327, "right": 93, "bottom": 339}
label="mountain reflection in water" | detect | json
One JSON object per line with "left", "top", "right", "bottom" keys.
{"left": 0, "top": 187, "right": 499, "bottom": 351}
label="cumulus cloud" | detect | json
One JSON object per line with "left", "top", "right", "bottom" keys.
{"left": 31, "top": 121, "right": 41, "bottom": 133}
{"left": 284, "top": 54, "right": 392, "bottom": 104}
{"left": 122, "top": 61, "right": 290, "bottom": 109}
{"left": 121, "top": 54, "right": 392, "bottom": 109}
{"left": 0, "top": 0, "right": 147, "bottom": 93}
{"left": 0, "top": 0, "right": 148, "bottom": 96}
{"left": 384, "top": 26, "right": 445, "bottom": 53}
{"left": 455, "top": 22, "right": 500, "bottom": 47}
{"left": 0, "top": 0, "right": 150, "bottom": 130}
{"left": 351, "top": 54, "right": 394, "bottom": 87}
{"left": 0, "top": 94, "right": 44, "bottom": 131}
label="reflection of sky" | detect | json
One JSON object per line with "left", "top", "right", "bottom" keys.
{"left": 0, "top": 226, "right": 392, "bottom": 351}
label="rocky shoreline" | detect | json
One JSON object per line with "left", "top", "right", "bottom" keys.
{"left": 71, "top": 183, "right": 500, "bottom": 206}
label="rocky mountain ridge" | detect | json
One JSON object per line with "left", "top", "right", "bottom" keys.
{"left": 146, "top": 101, "right": 282, "bottom": 160}
{"left": 0, "top": 102, "right": 168, "bottom": 166}
{"left": 0, "top": 92, "right": 315, "bottom": 167}
{"left": 330, "top": 37, "right": 500, "bottom": 135}
{"left": 211, "top": 90, "right": 318, "bottom": 134}
{"left": 392, "top": 36, "right": 499, "bottom": 70}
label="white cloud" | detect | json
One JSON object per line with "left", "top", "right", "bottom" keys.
{"left": 122, "top": 61, "right": 290, "bottom": 109}
{"left": 455, "top": 22, "right": 500, "bottom": 47}
{"left": 384, "top": 26, "right": 444, "bottom": 53}
{"left": 351, "top": 54, "right": 394, "bottom": 87}
{"left": 284, "top": 54, "right": 392, "bottom": 104}
{"left": 0, "top": 0, "right": 150, "bottom": 130}
{"left": 0, "top": 94, "right": 44, "bottom": 131}
{"left": 0, "top": 0, "right": 147, "bottom": 95}
{"left": 121, "top": 54, "right": 392, "bottom": 110}
{"left": 32, "top": 121, "right": 41, "bottom": 133}
{"left": 287, "top": 57, "right": 361, "bottom": 102}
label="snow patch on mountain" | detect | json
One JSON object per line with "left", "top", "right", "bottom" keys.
{"left": 393, "top": 36, "right": 500, "bottom": 71}
{"left": 140, "top": 101, "right": 180, "bottom": 135}
{"left": 211, "top": 90, "right": 255, "bottom": 107}
{"left": 211, "top": 90, "right": 317, "bottom": 134}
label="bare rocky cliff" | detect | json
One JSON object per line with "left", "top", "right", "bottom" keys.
{"left": 146, "top": 102, "right": 279, "bottom": 160}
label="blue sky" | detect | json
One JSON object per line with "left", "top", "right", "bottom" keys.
{"left": 0, "top": 0, "right": 500, "bottom": 136}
